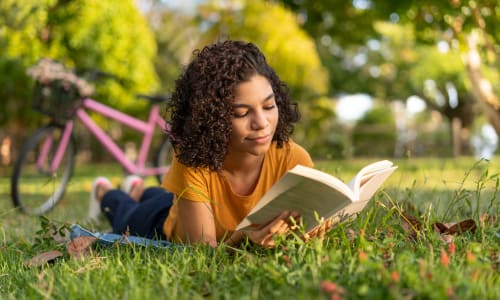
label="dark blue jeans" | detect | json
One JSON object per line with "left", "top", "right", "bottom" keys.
{"left": 101, "top": 187, "right": 173, "bottom": 240}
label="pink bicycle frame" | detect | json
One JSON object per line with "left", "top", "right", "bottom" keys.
{"left": 50, "top": 98, "right": 169, "bottom": 176}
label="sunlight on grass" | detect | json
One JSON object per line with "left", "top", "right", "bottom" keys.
{"left": 0, "top": 157, "right": 499, "bottom": 299}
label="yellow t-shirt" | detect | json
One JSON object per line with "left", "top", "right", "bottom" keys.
{"left": 162, "top": 141, "right": 313, "bottom": 241}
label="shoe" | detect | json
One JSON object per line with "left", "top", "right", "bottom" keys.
{"left": 88, "top": 177, "right": 112, "bottom": 221}
{"left": 121, "top": 175, "right": 144, "bottom": 194}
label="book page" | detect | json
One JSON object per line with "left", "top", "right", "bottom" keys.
{"left": 346, "top": 160, "right": 395, "bottom": 200}
{"left": 236, "top": 166, "right": 355, "bottom": 232}
{"left": 236, "top": 162, "right": 397, "bottom": 232}
{"left": 320, "top": 199, "right": 371, "bottom": 229}
{"left": 240, "top": 176, "right": 353, "bottom": 232}
{"left": 248, "top": 165, "right": 354, "bottom": 214}
{"left": 358, "top": 166, "right": 397, "bottom": 201}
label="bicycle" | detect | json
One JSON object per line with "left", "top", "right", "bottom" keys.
{"left": 10, "top": 66, "right": 173, "bottom": 215}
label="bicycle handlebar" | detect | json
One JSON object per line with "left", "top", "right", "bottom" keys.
{"left": 75, "top": 68, "right": 121, "bottom": 82}
{"left": 135, "top": 94, "right": 170, "bottom": 103}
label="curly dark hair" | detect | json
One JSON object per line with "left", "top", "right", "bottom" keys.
{"left": 166, "top": 40, "right": 300, "bottom": 171}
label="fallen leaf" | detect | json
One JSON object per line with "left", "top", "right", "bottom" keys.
{"left": 432, "top": 222, "right": 449, "bottom": 234}
{"left": 25, "top": 250, "right": 63, "bottom": 267}
{"left": 447, "top": 219, "right": 477, "bottom": 234}
{"left": 67, "top": 236, "right": 97, "bottom": 258}
{"left": 433, "top": 219, "right": 477, "bottom": 235}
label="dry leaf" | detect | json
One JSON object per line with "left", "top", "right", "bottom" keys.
{"left": 432, "top": 219, "right": 477, "bottom": 235}
{"left": 433, "top": 222, "right": 449, "bottom": 233}
{"left": 447, "top": 219, "right": 477, "bottom": 234}
{"left": 25, "top": 250, "right": 63, "bottom": 267}
{"left": 67, "top": 236, "right": 97, "bottom": 258}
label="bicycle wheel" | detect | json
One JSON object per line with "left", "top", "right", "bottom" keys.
{"left": 153, "top": 136, "right": 173, "bottom": 183}
{"left": 11, "top": 124, "right": 76, "bottom": 215}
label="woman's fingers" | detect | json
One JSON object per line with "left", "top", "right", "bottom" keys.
{"left": 247, "top": 211, "right": 296, "bottom": 247}
{"left": 303, "top": 217, "right": 334, "bottom": 241}
{"left": 267, "top": 217, "right": 290, "bottom": 234}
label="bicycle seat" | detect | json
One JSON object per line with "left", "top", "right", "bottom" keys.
{"left": 136, "top": 94, "right": 170, "bottom": 103}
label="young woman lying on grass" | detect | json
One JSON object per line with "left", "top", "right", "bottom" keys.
{"left": 89, "top": 40, "right": 327, "bottom": 248}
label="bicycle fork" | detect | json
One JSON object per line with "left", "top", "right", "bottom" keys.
{"left": 38, "top": 121, "right": 73, "bottom": 173}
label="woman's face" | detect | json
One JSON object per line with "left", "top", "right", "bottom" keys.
{"left": 227, "top": 74, "right": 279, "bottom": 158}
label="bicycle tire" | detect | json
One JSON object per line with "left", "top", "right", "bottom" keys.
{"left": 153, "top": 136, "right": 173, "bottom": 183}
{"left": 11, "top": 125, "right": 76, "bottom": 215}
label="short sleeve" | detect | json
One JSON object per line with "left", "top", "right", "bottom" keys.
{"left": 287, "top": 141, "right": 313, "bottom": 169}
{"left": 161, "top": 156, "right": 211, "bottom": 202}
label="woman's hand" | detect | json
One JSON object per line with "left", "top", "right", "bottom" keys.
{"left": 242, "top": 211, "right": 299, "bottom": 247}
{"left": 302, "top": 217, "right": 334, "bottom": 241}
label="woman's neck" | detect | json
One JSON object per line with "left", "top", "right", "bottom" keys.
{"left": 221, "top": 153, "right": 265, "bottom": 196}
{"left": 223, "top": 150, "right": 265, "bottom": 172}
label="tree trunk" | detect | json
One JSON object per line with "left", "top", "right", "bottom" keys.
{"left": 464, "top": 33, "right": 500, "bottom": 138}
{"left": 451, "top": 117, "right": 461, "bottom": 157}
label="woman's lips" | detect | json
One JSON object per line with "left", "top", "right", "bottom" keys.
{"left": 248, "top": 134, "right": 271, "bottom": 144}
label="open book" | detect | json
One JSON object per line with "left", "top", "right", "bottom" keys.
{"left": 236, "top": 160, "right": 397, "bottom": 233}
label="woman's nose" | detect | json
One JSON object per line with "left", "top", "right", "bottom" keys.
{"left": 251, "top": 110, "right": 269, "bottom": 130}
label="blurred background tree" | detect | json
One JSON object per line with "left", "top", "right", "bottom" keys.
{"left": 351, "top": 105, "right": 396, "bottom": 157}
{"left": 280, "top": 0, "right": 499, "bottom": 158}
{"left": 1, "top": 0, "right": 157, "bottom": 154}
{"left": 1, "top": 0, "right": 499, "bottom": 166}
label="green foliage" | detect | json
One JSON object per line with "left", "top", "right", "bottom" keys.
{"left": 197, "top": 0, "right": 328, "bottom": 99}
{"left": 280, "top": 0, "right": 500, "bottom": 153}
{"left": 295, "top": 96, "right": 344, "bottom": 159}
{"left": 0, "top": 0, "right": 54, "bottom": 129}
{"left": 148, "top": 8, "right": 199, "bottom": 94}
{"left": 383, "top": 0, "right": 500, "bottom": 135}
{"left": 280, "top": 0, "right": 381, "bottom": 95}
{"left": 0, "top": 0, "right": 158, "bottom": 131}
{"left": 33, "top": 216, "right": 69, "bottom": 251}
{"left": 41, "top": 0, "right": 159, "bottom": 112}
{"left": 352, "top": 106, "right": 396, "bottom": 157}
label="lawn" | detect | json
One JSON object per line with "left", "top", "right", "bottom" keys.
{"left": 0, "top": 157, "right": 499, "bottom": 299}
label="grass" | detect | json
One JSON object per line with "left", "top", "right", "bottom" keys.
{"left": 0, "top": 157, "right": 499, "bottom": 299}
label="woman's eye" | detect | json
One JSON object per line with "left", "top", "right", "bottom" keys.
{"left": 264, "top": 105, "right": 276, "bottom": 110}
{"left": 233, "top": 110, "right": 248, "bottom": 118}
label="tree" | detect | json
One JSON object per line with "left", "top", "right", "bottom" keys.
{"left": 352, "top": 106, "right": 396, "bottom": 157}
{"left": 370, "top": 22, "right": 475, "bottom": 156}
{"left": 1, "top": 0, "right": 158, "bottom": 144}
{"left": 144, "top": 6, "right": 200, "bottom": 94}
{"left": 197, "top": 0, "right": 328, "bottom": 98}
{"left": 390, "top": 0, "right": 500, "bottom": 142}
{"left": 280, "top": 0, "right": 500, "bottom": 156}
{"left": 279, "top": 0, "right": 382, "bottom": 95}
